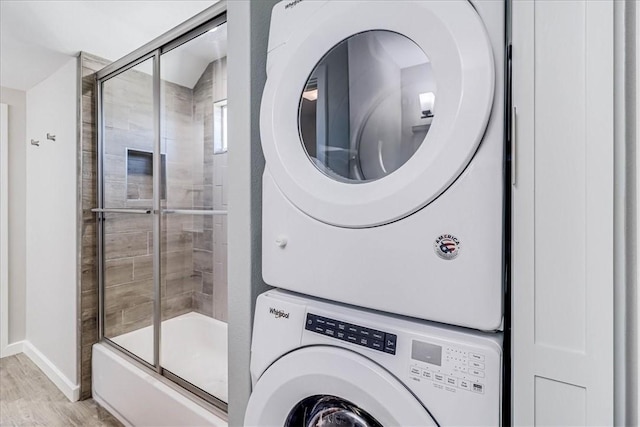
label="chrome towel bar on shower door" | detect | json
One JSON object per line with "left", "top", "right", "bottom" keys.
{"left": 162, "top": 209, "right": 227, "bottom": 215}
{"left": 91, "top": 208, "right": 152, "bottom": 214}
{"left": 91, "top": 208, "right": 227, "bottom": 215}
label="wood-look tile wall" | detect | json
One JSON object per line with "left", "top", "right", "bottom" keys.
{"left": 79, "top": 52, "right": 109, "bottom": 400}
{"left": 78, "top": 52, "right": 228, "bottom": 399}
{"left": 210, "top": 57, "right": 229, "bottom": 323}
{"left": 192, "top": 58, "right": 228, "bottom": 322}
{"left": 101, "top": 61, "right": 196, "bottom": 339}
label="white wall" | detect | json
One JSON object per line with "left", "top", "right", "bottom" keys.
{"left": 0, "top": 86, "right": 27, "bottom": 351}
{"left": 25, "top": 57, "right": 78, "bottom": 400}
{"left": 227, "top": 1, "right": 277, "bottom": 425}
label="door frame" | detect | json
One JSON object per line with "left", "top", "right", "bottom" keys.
{"left": 0, "top": 103, "right": 8, "bottom": 357}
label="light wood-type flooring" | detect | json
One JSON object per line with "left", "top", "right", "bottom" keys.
{"left": 0, "top": 353, "right": 122, "bottom": 426}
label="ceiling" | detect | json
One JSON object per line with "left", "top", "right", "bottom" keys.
{"left": 0, "top": 1, "right": 221, "bottom": 91}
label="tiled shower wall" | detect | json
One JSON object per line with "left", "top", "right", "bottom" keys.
{"left": 101, "top": 62, "right": 197, "bottom": 338}
{"left": 78, "top": 52, "right": 228, "bottom": 398}
{"left": 79, "top": 52, "right": 108, "bottom": 400}
{"left": 192, "top": 59, "right": 228, "bottom": 321}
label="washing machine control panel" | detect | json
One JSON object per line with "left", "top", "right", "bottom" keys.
{"left": 305, "top": 313, "right": 397, "bottom": 355}
{"left": 409, "top": 340, "right": 486, "bottom": 394}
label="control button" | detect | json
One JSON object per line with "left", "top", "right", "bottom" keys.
{"left": 469, "top": 353, "right": 485, "bottom": 362}
{"left": 422, "top": 370, "right": 432, "bottom": 380}
{"left": 384, "top": 334, "right": 397, "bottom": 354}
{"left": 446, "top": 376, "right": 458, "bottom": 387}
{"left": 458, "top": 379, "right": 471, "bottom": 391}
{"left": 434, "top": 373, "right": 445, "bottom": 383}
{"left": 469, "top": 369, "right": 485, "bottom": 378}
{"left": 304, "top": 314, "right": 397, "bottom": 355}
{"left": 410, "top": 366, "right": 421, "bottom": 376}
{"left": 472, "top": 383, "right": 484, "bottom": 394}
{"left": 470, "top": 361, "right": 485, "bottom": 370}
{"left": 457, "top": 366, "right": 468, "bottom": 373}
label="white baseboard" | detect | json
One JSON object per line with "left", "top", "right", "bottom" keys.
{"left": 0, "top": 340, "right": 24, "bottom": 358}
{"left": 22, "top": 341, "right": 80, "bottom": 402}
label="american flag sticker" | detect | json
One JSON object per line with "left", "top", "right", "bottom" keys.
{"left": 434, "top": 234, "right": 461, "bottom": 260}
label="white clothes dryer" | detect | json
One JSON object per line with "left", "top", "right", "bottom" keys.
{"left": 261, "top": 0, "right": 506, "bottom": 330}
{"left": 245, "top": 290, "right": 503, "bottom": 426}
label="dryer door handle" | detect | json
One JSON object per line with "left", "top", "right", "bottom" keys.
{"left": 511, "top": 106, "right": 517, "bottom": 187}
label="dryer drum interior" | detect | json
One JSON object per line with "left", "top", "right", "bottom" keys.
{"left": 286, "top": 395, "right": 382, "bottom": 427}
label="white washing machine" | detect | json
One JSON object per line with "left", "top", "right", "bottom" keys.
{"left": 245, "top": 290, "right": 503, "bottom": 426}
{"left": 260, "top": 0, "right": 506, "bottom": 331}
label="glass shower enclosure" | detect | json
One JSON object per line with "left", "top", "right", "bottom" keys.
{"left": 93, "top": 7, "right": 228, "bottom": 410}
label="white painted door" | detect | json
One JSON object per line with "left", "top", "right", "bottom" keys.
{"left": 511, "top": 1, "right": 614, "bottom": 425}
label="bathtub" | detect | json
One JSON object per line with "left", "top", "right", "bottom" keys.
{"left": 93, "top": 312, "right": 228, "bottom": 427}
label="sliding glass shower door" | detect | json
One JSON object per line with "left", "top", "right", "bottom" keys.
{"left": 101, "top": 58, "right": 157, "bottom": 365}
{"left": 158, "top": 23, "right": 229, "bottom": 403}
{"left": 95, "top": 13, "right": 228, "bottom": 410}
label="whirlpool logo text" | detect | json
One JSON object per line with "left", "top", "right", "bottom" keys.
{"left": 284, "top": 0, "right": 304, "bottom": 9}
{"left": 269, "top": 307, "right": 290, "bottom": 319}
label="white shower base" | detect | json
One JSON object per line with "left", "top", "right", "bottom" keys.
{"left": 111, "top": 311, "right": 228, "bottom": 402}
{"left": 93, "top": 312, "right": 228, "bottom": 427}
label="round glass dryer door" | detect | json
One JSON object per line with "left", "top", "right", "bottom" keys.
{"left": 261, "top": 0, "right": 495, "bottom": 227}
{"left": 286, "top": 396, "right": 382, "bottom": 427}
{"left": 299, "top": 31, "right": 435, "bottom": 184}
{"left": 244, "top": 347, "right": 437, "bottom": 426}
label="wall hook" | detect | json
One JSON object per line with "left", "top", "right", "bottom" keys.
{"left": 46, "top": 133, "right": 56, "bottom": 141}
{"left": 30, "top": 139, "right": 40, "bottom": 147}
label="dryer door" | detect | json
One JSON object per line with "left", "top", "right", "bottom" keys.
{"left": 244, "top": 346, "right": 437, "bottom": 426}
{"left": 261, "top": 0, "right": 495, "bottom": 227}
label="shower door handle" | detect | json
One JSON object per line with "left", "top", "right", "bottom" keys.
{"left": 162, "top": 209, "right": 227, "bottom": 215}
{"left": 91, "top": 208, "right": 152, "bottom": 214}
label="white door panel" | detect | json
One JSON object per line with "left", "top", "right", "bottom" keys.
{"left": 511, "top": 1, "right": 614, "bottom": 424}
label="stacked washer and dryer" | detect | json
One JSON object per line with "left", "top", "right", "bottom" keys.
{"left": 246, "top": 0, "right": 506, "bottom": 425}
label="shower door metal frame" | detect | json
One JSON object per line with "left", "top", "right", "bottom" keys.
{"left": 94, "top": 1, "right": 228, "bottom": 413}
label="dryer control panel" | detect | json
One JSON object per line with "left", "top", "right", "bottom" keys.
{"left": 305, "top": 313, "right": 397, "bottom": 355}
{"left": 409, "top": 340, "right": 486, "bottom": 395}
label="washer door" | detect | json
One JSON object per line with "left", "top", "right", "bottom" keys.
{"left": 244, "top": 347, "right": 437, "bottom": 426}
{"left": 261, "top": 0, "right": 495, "bottom": 227}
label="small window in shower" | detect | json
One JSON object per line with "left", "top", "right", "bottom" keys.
{"left": 126, "top": 149, "right": 167, "bottom": 200}
{"left": 213, "top": 99, "right": 227, "bottom": 154}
